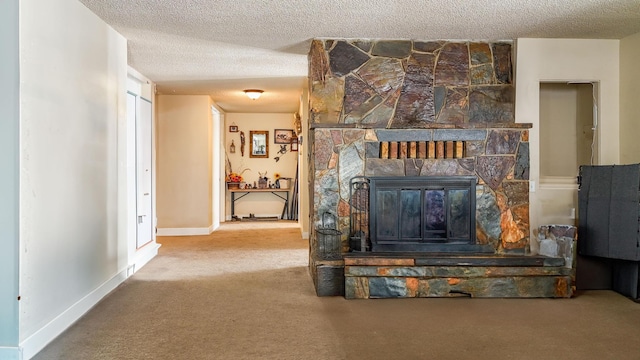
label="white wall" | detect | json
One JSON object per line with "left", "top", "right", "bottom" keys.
{"left": 0, "top": 0, "right": 20, "bottom": 357}
{"left": 298, "top": 87, "right": 310, "bottom": 238}
{"left": 620, "top": 32, "right": 640, "bottom": 164}
{"left": 515, "top": 38, "right": 620, "bottom": 241}
{"left": 19, "top": 0, "right": 128, "bottom": 358}
{"left": 156, "top": 95, "right": 213, "bottom": 232}
{"left": 225, "top": 113, "right": 298, "bottom": 219}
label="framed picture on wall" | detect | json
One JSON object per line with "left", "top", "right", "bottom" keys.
{"left": 229, "top": 125, "right": 239, "bottom": 132}
{"left": 250, "top": 130, "right": 269, "bottom": 158}
{"left": 274, "top": 129, "right": 294, "bottom": 144}
{"left": 290, "top": 137, "right": 299, "bottom": 152}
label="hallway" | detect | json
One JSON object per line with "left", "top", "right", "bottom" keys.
{"left": 34, "top": 222, "right": 640, "bottom": 360}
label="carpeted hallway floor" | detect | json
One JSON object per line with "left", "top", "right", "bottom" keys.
{"left": 34, "top": 222, "right": 640, "bottom": 360}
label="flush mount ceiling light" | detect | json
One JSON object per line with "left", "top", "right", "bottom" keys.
{"left": 243, "top": 89, "right": 264, "bottom": 100}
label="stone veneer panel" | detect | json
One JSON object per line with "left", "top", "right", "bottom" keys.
{"left": 469, "top": 86, "right": 515, "bottom": 124}
{"left": 309, "top": 39, "right": 514, "bottom": 128}
{"left": 312, "top": 128, "right": 529, "bottom": 262}
{"left": 343, "top": 75, "right": 381, "bottom": 122}
{"left": 371, "top": 40, "right": 412, "bottom": 58}
{"left": 492, "top": 43, "right": 513, "bottom": 84}
{"left": 314, "top": 127, "right": 531, "bottom": 256}
{"left": 435, "top": 42, "right": 470, "bottom": 86}
{"left": 328, "top": 41, "right": 370, "bottom": 77}
{"left": 376, "top": 129, "right": 433, "bottom": 141}
{"left": 476, "top": 156, "right": 516, "bottom": 190}
{"left": 356, "top": 57, "right": 404, "bottom": 98}
{"left": 515, "top": 142, "right": 530, "bottom": 180}
{"left": 486, "top": 130, "right": 521, "bottom": 154}
{"left": 392, "top": 53, "right": 436, "bottom": 127}
{"left": 309, "top": 40, "right": 328, "bottom": 83}
{"left": 310, "top": 77, "right": 344, "bottom": 124}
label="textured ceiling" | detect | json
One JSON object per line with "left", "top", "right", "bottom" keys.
{"left": 80, "top": 0, "right": 640, "bottom": 113}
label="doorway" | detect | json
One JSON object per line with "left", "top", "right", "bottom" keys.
{"left": 538, "top": 81, "right": 598, "bottom": 225}
{"left": 540, "top": 82, "right": 598, "bottom": 180}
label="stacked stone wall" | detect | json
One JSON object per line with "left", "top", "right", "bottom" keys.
{"left": 307, "top": 38, "right": 533, "bottom": 296}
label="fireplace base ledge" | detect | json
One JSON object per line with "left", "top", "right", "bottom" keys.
{"left": 344, "top": 254, "right": 573, "bottom": 299}
{"left": 344, "top": 253, "right": 566, "bottom": 267}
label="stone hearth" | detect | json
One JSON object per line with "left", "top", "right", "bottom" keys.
{"left": 307, "top": 39, "right": 574, "bottom": 298}
{"left": 344, "top": 254, "right": 571, "bottom": 299}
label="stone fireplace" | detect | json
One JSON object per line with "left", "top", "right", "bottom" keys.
{"left": 307, "top": 39, "right": 574, "bottom": 298}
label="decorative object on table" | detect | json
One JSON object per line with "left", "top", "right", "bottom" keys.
{"left": 290, "top": 134, "right": 299, "bottom": 152}
{"left": 226, "top": 171, "right": 243, "bottom": 189}
{"left": 225, "top": 154, "right": 249, "bottom": 190}
{"left": 258, "top": 171, "right": 268, "bottom": 189}
{"left": 240, "top": 131, "right": 246, "bottom": 157}
{"left": 229, "top": 125, "right": 238, "bottom": 132}
{"left": 250, "top": 130, "right": 269, "bottom": 158}
{"left": 275, "top": 173, "right": 290, "bottom": 189}
{"left": 274, "top": 129, "right": 294, "bottom": 144}
{"left": 277, "top": 144, "right": 287, "bottom": 155}
{"left": 229, "top": 139, "right": 236, "bottom": 153}
{"left": 316, "top": 212, "right": 342, "bottom": 260}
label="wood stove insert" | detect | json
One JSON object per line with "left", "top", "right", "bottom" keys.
{"left": 368, "top": 176, "right": 491, "bottom": 253}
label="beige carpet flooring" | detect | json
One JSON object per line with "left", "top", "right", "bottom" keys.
{"left": 34, "top": 222, "right": 640, "bottom": 360}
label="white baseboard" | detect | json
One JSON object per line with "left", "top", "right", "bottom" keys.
{"left": 20, "top": 269, "right": 128, "bottom": 360}
{"left": 0, "top": 347, "right": 22, "bottom": 360}
{"left": 156, "top": 227, "right": 212, "bottom": 236}
{"left": 130, "top": 242, "right": 161, "bottom": 275}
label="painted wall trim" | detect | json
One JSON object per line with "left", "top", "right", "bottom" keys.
{"left": 156, "top": 227, "right": 213, "bottom": 236}
{"left": 130, "top": 243, "right": 161, "bottom": 275}
{"left": 301, "top": 231, "right": 310, "bottom": 239}
{"left": 0, "top": 347, "right": 22, "bottom": 360}
{"left": 19, "top": 269, "right": 128, "bottom": 360}
{"left": 0, "top": 0, "right": 20, "bottom": 349}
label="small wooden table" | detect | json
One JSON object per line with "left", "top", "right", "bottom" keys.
{"left": 228, "top": 188, "right": 290, "bottom": 219}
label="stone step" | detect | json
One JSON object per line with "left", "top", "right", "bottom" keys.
{"left": 344, "top": 253, "right": 566, "bottom": 267}
{"left": 345, "top": 265, "right": 571, "bottom": 278}
{"left": 346, "top": 275, "right": 572, "bottom": 299}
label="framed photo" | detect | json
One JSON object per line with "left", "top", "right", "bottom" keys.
{"left": 274, "top": 129, "right": 294, "bottom": 144}
{"left": 229, "top": 125, "right": 238, "bottom": 133}
{"left": 290, "top": 137, "right": 299, "bottom": 152}
{"left": 250, "top": 130, "right": 269, "bottom": 158}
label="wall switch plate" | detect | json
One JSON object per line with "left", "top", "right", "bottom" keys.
{"left": 529, "top": 181, "right": 536, "bottom": 192}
